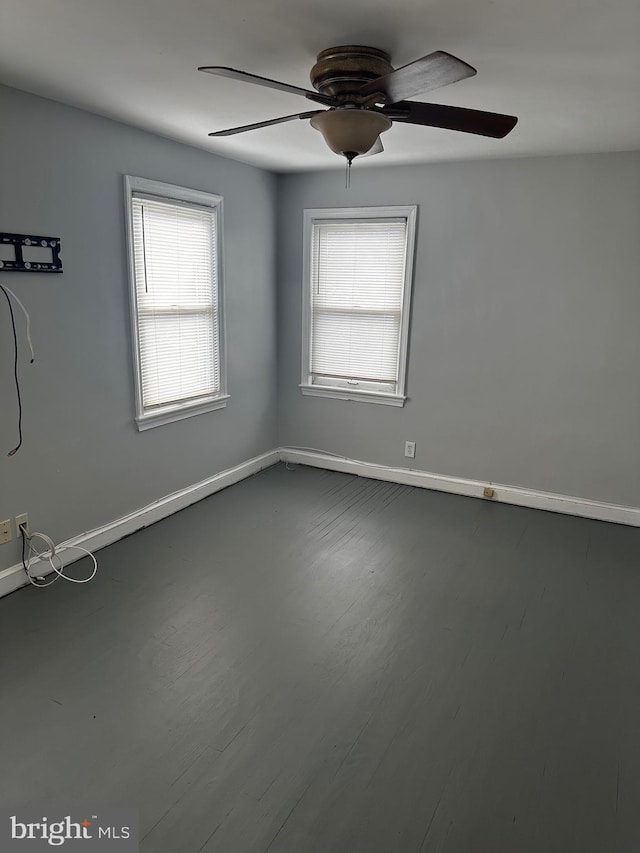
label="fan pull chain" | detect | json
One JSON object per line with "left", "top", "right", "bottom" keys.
{"left": 342, "top": 151, "right": 360, "bottom": 188}
{"left": 344, "top": 152, "right": 356, "bottom": 188}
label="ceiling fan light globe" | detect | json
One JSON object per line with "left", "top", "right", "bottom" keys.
{"left": 310, "top": 110, "right": 391, "bottom": 157}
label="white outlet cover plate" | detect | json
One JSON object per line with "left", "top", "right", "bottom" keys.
{"left": 0, "top": 520, "right": 12, "bottom": 545}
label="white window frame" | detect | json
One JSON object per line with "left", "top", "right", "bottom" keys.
{"left": 300, "top": 205, "right": 417, "bottom": 407}
{"left": 124, "top": 176, "right": 228, "bottom": 431}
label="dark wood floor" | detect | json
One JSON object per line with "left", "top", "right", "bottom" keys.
{"left": 2, "top": 463, "right": 640, "bottom": 852}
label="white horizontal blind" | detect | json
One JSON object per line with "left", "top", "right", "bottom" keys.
{"left": 131, "top": 194, "right": 219, "bottom": 410}
{"left": 310, "top": 218, "right": 408, "bottom": 393}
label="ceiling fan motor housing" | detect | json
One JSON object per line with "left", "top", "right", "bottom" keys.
{"left": 310, "top": 46, "right": 394, "bottom": 102}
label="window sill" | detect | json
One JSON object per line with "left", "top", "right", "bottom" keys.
{"left": 299, "top": 384, "right": 406, "bottom": 407}
{"left": 136, "top": 394, "right": 230, "bottom": 431}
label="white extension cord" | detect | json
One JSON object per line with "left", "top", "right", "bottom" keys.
{"left": 20, "top": 527, "right": 98, "bottom": 587}
{"left": 0, "top": 284, "right": 34, "bottom": 361}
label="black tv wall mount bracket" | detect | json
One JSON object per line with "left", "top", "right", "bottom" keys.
{"left": 0, "top": 232, "right": 63, "bottom": 273}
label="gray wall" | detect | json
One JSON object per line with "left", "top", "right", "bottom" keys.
{"left": 277, "top": 153, "right": 640, "bottom": 507}
{"left": 0, "top": 85, "right": 278, "bottom": 572}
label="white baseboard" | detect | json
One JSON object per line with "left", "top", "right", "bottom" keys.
{"left": 3, "top": 444, "right": 638, "bottom": 601}
{"left": 279, "top": 448, "right": 640, "bottom": 528}
{"left": 0, "top": 449, "right": 279, "bottom": 600}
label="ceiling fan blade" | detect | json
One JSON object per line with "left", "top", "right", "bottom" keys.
{"left": 361, "top": 136, "right": 384, "bottom": 157}
{"left": 360, "top": 51, "right": 476, "bottom": 104}
{"left": 198, "top": 66, "right": 332, "bottom": 106}
{"left": 386, "top": 101, "right": 517, "bottom": 138}
{"left": 208, "top": 111, "right": 323, "bottom": 137}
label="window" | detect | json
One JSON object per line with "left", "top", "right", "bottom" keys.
{"left": 124, "top": 176, "right": 227, "bottom": 430}
{"left": 300, "top": 206, "right": 417, "bottom": 406}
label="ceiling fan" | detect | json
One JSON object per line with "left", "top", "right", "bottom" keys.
{"left": 199, "top": 46, "right": 518, "bottom": 164}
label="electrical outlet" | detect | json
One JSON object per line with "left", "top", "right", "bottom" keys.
{"left": 15, "top": 513, "right": 29, "bottom": 536}
{"left": 483, "top": 487, "right": 495, "bottom": 498}
{"left": 404, "top": 441, "right": 416, "bottom": 459}
{"left": 0, "top": 519, "right": 12, "bottom": 545}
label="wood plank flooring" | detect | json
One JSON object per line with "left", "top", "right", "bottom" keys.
{"left": 2, "top": 463, "right": 640, "bottom": 852}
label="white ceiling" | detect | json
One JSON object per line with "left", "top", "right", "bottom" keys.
{"left": 2, "top": 0, "right": 640, "bottom": 172}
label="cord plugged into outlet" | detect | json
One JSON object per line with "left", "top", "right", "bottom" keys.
{"left": 19, "top": 521, "right": 98, "bottom": 588}
{"left": 15, "top": 513, "right": 29, "bottom": 536}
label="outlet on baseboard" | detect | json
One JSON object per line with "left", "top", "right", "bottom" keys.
{"left": 15, "top": 513, "right": 29, "bottom": 536}
{"left": 0, "top": 519, "right": 12, "bottom": 545}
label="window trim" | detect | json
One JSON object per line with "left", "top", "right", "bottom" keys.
{"left": 124, "top": 175, "right": 228, "bottom": 431}
{"left": 300, "top": 205, "right": 417, "bottom": 407}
